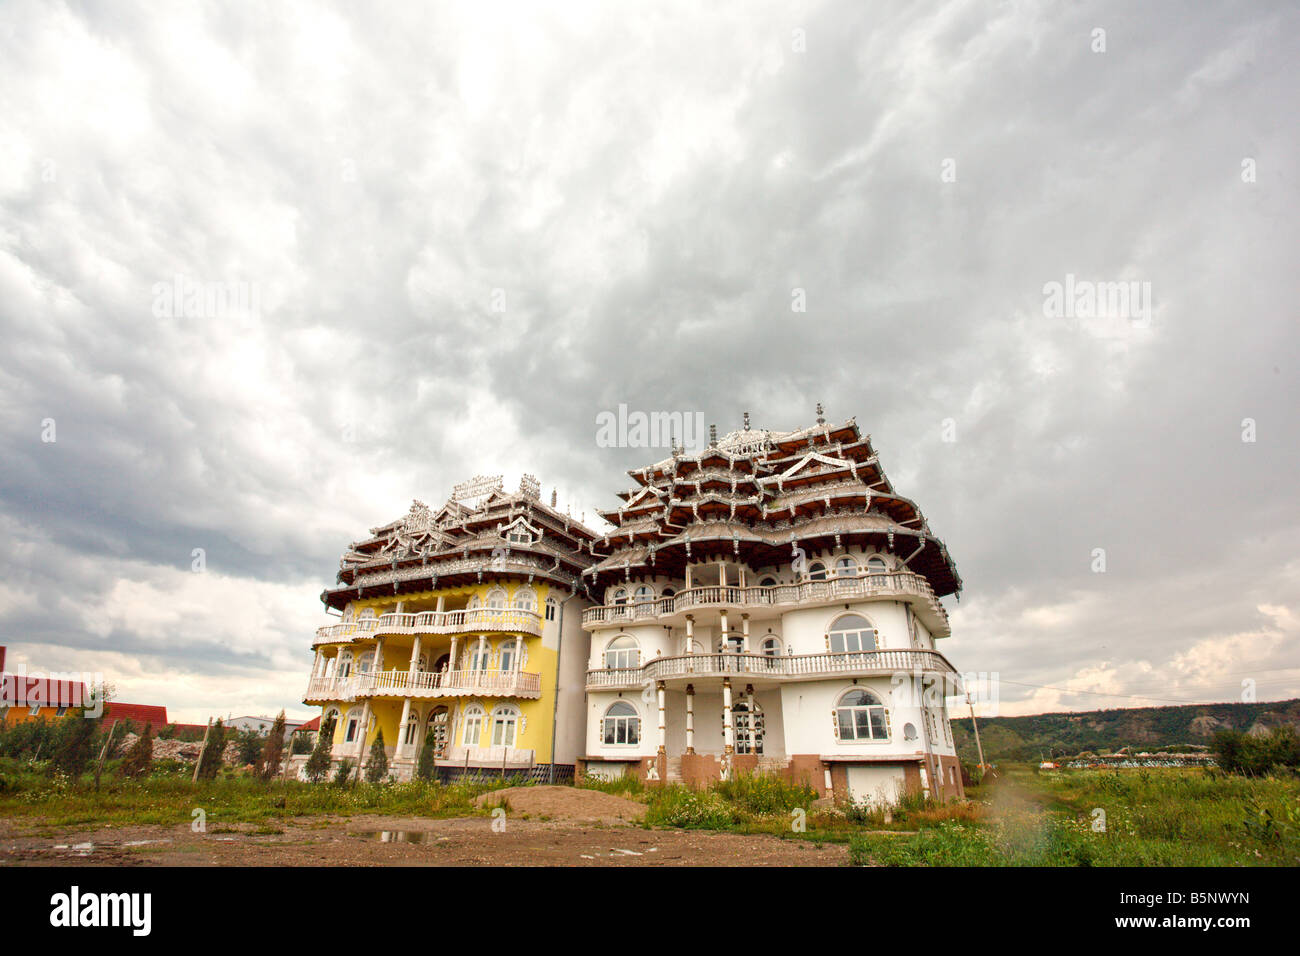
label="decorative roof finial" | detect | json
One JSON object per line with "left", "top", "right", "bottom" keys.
{"left": 550, "top": 488, "right": 557, "bottom": 507}
{"left": 743, "top": 411, "right": 751, "bottom": 431}
{"left": 709, "top": 423, "right": 718, "bottom": 447}
{"left": 816, "top": 402, "right": 825, "bottom": 425}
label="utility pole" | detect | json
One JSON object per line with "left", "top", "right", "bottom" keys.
{"left": 967, "top": 692, "right": 986, "bottom": 771}
{"left": 192, "top": 718, "right": 213, "bottom": 784}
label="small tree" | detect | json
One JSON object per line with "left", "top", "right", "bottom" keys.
{"left": 333, "top": 758, "right": 354, "bottom": 787}
{"left": 257, "top": 711, "right": 287, "bottom": 782}
{"left": 196, "top": 719, "right": 227, "bottom": 781}
{"left": 236, "top": 726, "right": 264, "bottom": 767}
{"left": 415, "top": 728, "right": 437, "bottom": 781}
{"left": 304, "top": 717, "right": 336, "bottom": 783}
{"left": 364, "top": 729, "right": 389, "bottom": 783}
{"left": 48, "top": 709, "right": 99, "bottom": 778}
{"left": 120, "top": 724, "right": 154, "bottom": 778}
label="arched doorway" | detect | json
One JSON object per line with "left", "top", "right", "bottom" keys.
{"left": 427, "top": 706, "right": 450, "bottom": 759}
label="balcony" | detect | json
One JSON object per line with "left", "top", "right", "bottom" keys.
{"left": 313, "top": 607, "right": 543, "bottom": 647}
{"left": 304, "top": 667, "right": 542, "bottom": 703}
{"left": 585, "top": 648, "right": 959, "bottom": 691}
{"left": 580, "top": 570, "right": 950, "bottom": 636}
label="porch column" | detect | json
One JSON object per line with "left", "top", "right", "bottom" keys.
{"left": 310, "top": 649, "right": 323, "bottom": 679}
{"left": 374, "top": 636, "right": 386, "bottom": 673}
{"left": 397, "top": 697, "right": 412, "bottom": 759}
{"left": 685, "top": 565, "right": 692, "bottom": 590}
{"left": 685, "top": 615, "right": 694, "bottom": 654}
{"left": 722, "top": 678, "right": 735, "bottom": 755}
{"left": 685, "top": 684, "right": 695, "bottom": 754}
{"left": 354, "top": 700, "right": 372, "bottom": 765}
{"left": 656, "top": 681, "right": 666, "bottom": 755}
{"left": 436, "top": 596, "right": 445, "bottom": 613}
{"left": 449, "top": 636, "right": 459, "bottom": 672}
{"left": 719, "top": 610, "right": 730, "bottom": 652}
{"left": 741, "top": 613, "right": 750, "bottom": 654}
{"left": 408, "top": 635, "right": 422, "bottom": 675}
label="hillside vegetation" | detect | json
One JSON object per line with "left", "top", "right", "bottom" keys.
{"left": 952, "top": 698, "right": 1300, "bottom": 762}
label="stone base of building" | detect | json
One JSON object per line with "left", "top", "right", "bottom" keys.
{"left": 578, "top": 752, "right": 965, "bottom": 805}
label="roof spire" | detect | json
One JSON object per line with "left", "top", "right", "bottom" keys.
{"left": 743, "top": 411, "right": 751, "bottom": 431}
{"left": 550, "top": 488, "right": 557, "bottom": 507}
{"left": 709, "top": 423, "right": 718, "bottom": 447}
{"left": 815, "top": 402, "right": 825, "bottom": 425}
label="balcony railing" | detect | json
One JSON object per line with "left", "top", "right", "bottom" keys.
{"left": 314, "top": 607, "right": 543, "bottom": 646}
{"left": 584, "top": 648, "right": 958, "bottom": 690}
{"left": 580, "top": 570, "right": 950, "bottom": 634}
{"left": 304, "top": 667, "right": 542, "bottom": 702}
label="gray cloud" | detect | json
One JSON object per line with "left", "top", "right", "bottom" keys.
{"left": 1, "top": 0, "right": 1296, "bottom": 720}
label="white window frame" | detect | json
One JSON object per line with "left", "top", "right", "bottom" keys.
{"left": 461, "top": 705, "right": 484, "bottom": 746}
{"left": 835, "top": 689, "right": 890, "bottom": 742}
{"left": 601, "top": 701, "right": 641, "bottom": 746}
{"left": 827, "top": 613, "right": 878, "bottom": 653}
{"left": 604, "top": 635, "right": 639, "bottom": 670}
{"left": 490, "top": 705, "right": 519, "bottom": 747}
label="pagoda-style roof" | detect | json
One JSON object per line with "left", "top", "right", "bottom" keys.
{"left": 322, "top": 476, "right": 599, "bottom": 610}
{"left": 584, "top": 415, "right": 962, "bottom": 597}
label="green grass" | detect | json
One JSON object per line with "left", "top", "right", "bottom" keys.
{"left": 850, "top": 766, "right": 1300, "bottom": 867}
{"left": 0, "top": 760, "right": 515, "bottom": 828}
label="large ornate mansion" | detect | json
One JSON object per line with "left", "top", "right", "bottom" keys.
{"left": 301, "top": 413, "right": 967, "bottom": 805}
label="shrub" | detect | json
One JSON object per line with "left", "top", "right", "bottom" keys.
{"left": 196, "top": 720, "right": 226, "bottom": 781}
{"left": 1213, "top": 728, "right": 1300, "bottom": 776}
{"left": 48, "top": 710, "right": 99, "bottom": 778}
{"left": 644, "top": 786, "right": 737, "bottom": 829}
{"left": 333, "top": 759, "right": 354, "bottom": 787}
{"left": 365, "top": 730, "right": 389, "bottom": 783}
{"left": 714, "top": 772, "right": 815, "bottom": 815}
{"left": 415, "top": 728, "right": 437, "bottom": 782}
{"left": 120, "top": 725, "right": 154, "bottom": 778}
{"left": 257, "top": 712, "right": 287, "bottom": 782}
{"left": 304, "top": 718, "right": 335, "bottom": 783}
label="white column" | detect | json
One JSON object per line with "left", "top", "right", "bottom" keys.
{"left": 741, "top": 614, "right": 750, "bottom": 655}
{"left": 355, "top": 700, "right": 372, "bottom": 763}
{"left": 719, "top": 610, "right": 730, "bottom": 651}
{"left": 408, "top": 635, "right": 422, "bottom": 675}
{"left": 310, "top": 649, "right": 323, "bottom": 679}
{"left": 656, "top": 681, "right": 666, "bottom": 755}
{"left": 685, "top": 615, "right": 695, "bottom": 654}
{"left": 397, "top": 697, "right": 412, "bottom": 759}
{"left": 685, "top": 684, "right": 695, "bottom": 754}
{"left": 722, "top": 678, "right": 734, "bottom": 755}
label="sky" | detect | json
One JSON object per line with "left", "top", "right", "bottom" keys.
{"left": 1, "top": 0, "right": 1296, "bottom": 722}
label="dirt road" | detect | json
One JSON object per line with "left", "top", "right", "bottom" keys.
{"left": 0, "top": 814, "right": 847, "bottom": 867}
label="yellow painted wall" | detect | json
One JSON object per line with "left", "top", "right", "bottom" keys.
{"left": 312, "top": 580, "right": 562, "bottom": 762}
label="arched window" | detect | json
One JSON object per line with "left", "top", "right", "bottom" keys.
{"left": 661, "top": 587, "right": 676, "bottom": 598}
{"left": 338, "top": 650, "right": 353, "bottom": 678}
{"left": 721, "top": 632, "right": 743, "bottom": 654}
{"left": 356, "top": 650, "right": 375, "bottom": 674}
{"left": 461, "top": 705, "right": 484, "bottom": 746}
{"left": 604, "top": 635, "right": 638, "bottom": 670}
{"left": 490, "top": 704, "right": 520, "bottom": 747}
{"left": 498, "top": 638, "right": 521, "bottom": 672}
{"left": 359, "top": 607, "right": 376, "bottom": 620}
{"left": 633, "top": 584, "right": 654, "bottom": 605}
{"left": 468, "top": 640, "right": 490, "bottom": 671}
{"left": 835, "top": 689, "right": 889, "bottom": 741}
{"left": 486, "top": 588, "right": 507, "bottom": 609}
{"left": 513, "top": 588, "right": 537, "bottom": 612}
{"left": 834, "top": 556, "right": 858, "bottom": 578}
{"left": 403, "top": 709, "right": 420, "bottom": 746}
{"left": 344, "top": 708, "right": 364, "bottom": 744}
{"left": 759, "top": 576, "right": 778, "bottom": 587}
{"left": 760, "top": 636, "right": 782, "bottom": 657}
{"left": 602, "top": 701, "right": 640, "bottom": 745}
{"left": 323, "top": 708, "right": 341, "bottom": 738}
{"left": 827, "top": 614, "right": 877, "bottom": 653}
{"left": 808, "top": 561, "right": 828, "bottom": 581}
{"left": 545, "top": 597, "right": 557, "bottom": 621}
{"left": 468, "top": 595, "right": 482, "bottom": 610}
{"left": 612, "top": 587, "right": 629, "bottom": 606}
{"left": 867, "top": 556, "right": 888, "bottom": 583}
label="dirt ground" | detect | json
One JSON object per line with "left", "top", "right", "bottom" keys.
{"left": 0, "top": 812, "right": 847, "bottom": 867}
{"left": 473, "top": 785, "right": 646, "bottom": 824}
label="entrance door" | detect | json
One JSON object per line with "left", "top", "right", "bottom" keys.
{"left": 733, "top": 696, "right": 764, "bottom": 755}
{"left": 430, "top": 706, "right": 449, "bottom": 758}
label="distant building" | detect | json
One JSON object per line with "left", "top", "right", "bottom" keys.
{"left": 225, "top": 715, "right": 306, "bottom": 735}
{"left": 0, "top": 645, "right": 171, "bottom": 730}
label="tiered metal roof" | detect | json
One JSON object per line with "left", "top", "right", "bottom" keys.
{"left": 584, "top": 415, "right": 962, "bottom": 597}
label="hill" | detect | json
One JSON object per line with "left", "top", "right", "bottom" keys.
{"left": 951, "top": 698, "right": 1300, "bottom": 763}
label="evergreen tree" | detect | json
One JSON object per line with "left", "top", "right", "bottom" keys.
{"left": 304, "top": 716, "right": 336, "bottom": 783}
{"left": 415, "top": 727, "right": 438, "bottom": 781}
{"left": 48, "top": 709, "right": 99, "bottom": 778}
{"left": 120, "top": 724, "right": 154, "bottom": 778}
{"left": 196, "top": 719, "right": 227, "bottom": 780}
{"left": 257, "top": 711, "right": 287, "bottom": 782}
{"left": 364, "top": 729, "right": 389, "bottom": 783}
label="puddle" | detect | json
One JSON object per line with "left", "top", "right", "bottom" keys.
{"left": 354, "top": 830, "right": 444, "bottom": 844}
{"left": 53, "top": 842, "right": 94, "bottom": 856}
{"left": 121, "top": 839, "right": 171, "bottom": 847}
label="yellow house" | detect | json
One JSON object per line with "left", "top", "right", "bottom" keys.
{"left": 301, "top": 475, "right": 596, "bottom": 781}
